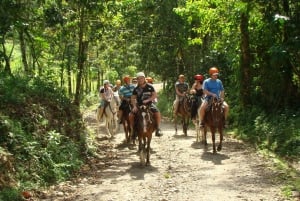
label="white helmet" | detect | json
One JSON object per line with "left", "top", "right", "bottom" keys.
{"left": 136, "top": 72, "right": 145, "bottom": 77}
{"left": 103, "top": 80, "right": 109, "bottom": 85}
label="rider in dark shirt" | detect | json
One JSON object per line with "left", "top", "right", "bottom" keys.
{"left": 173, "top": 74, "right": 189, "bottom": 115}
{"left": 190, "top": 74, "right": 204, "bottom": 120}
{"left": 129, "top": 72, "right": 162, "bottom": 137}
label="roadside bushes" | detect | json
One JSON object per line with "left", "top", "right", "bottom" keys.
{"left": 232, "top": 106, "right": 300, "bottom": 161}
{"left": 0, "top": 74, "right": 85, "bottom": 199}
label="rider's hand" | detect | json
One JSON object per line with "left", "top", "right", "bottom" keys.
{"left": 132, "top": 106, "right": 138, "bottom": 113}
{"left": 142, "top": 99, "right": 150, "bottom": 104}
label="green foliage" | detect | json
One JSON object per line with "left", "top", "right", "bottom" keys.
{"left": 0, "top": 187, "right": 22, "bottom": 201}
{"left": 0, "top": 74, "right": 85, "bottom": 193}
{"left": 156, "top": 90, "right": 174, "bottom": 118}
{"left": 234, "top": 107, "right": 300, "bottom": 160}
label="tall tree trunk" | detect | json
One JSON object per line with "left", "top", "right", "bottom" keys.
{"left": 19, "top": 29, "right": 29, "bottom": 74}
{"left": 67, "top": 48, "right": 72, "bottom": 97}
{"left": 281, "top": 0, "right": 296, "bottom": 107}
{"left": 1, "top": 35, "right": 12, "bottom": 75}
{"left": 74, "top": 7, "right": 86, "bottom": 106}
{"left": 240, "top": 8, "right": 252, "bottom": 107}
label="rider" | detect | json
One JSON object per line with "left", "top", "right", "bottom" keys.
{"left": 146, "top": 77, "right": 153, "bottom": 84}
{"left": 129, "top": 72, "right": 163, "bottom": 137}
{"left": 199, "top": 67, "right": 229, "bottom": 128}
{"left": 118, "top": 75, "right": 135, "bottom": 124}
{"left": 146, "top": 77, "right": 158, "bottom": 104}
{"left": 190, "top": 74, "right": 204, "bottom": 120}
{"left": 113, "top": 79, "right": 122, "bottom": 92}
{"left": 131, "top": 77, "right": 138, "bottom": 87}
{"left": 98, "top": 80, "right": 114, "bottom": 120}
{"left": 173, "top": 74, "right": 189, "bottom": 115}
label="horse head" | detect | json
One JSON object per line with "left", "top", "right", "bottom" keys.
{"left": 138, "top": 104, "right": 154, "bottom": 133}
{"left": 210, "top": 98, "right": 224, "bottom": 127}
{"left": 182, "top": 93, "right": 195, "bottom": 113}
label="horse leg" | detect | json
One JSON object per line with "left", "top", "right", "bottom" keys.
{"left": 195, "top": 121, "right": 200, "bottom": 142}
{"left": 139, "top": 136, "right": 146, "bottom": 166}
{"left": 174, "top": 115, "right": 178, "bottom": 135}
{"left": 146, "top": 135, "right": 152, "bottom": 166}
{"left": 184, "top": 118, "right": 189, "bottom": 136}
{"left": 211, "top": 128, "right": 216, "bottom": 154}
{"left": 217, "top": 127, "right": 223, "bottom": 152}
{"left": 202, "top": 126, "right": 208, "bottom": 146}
{"left": 106, "top": 119, "right": 112, "bottom": 137}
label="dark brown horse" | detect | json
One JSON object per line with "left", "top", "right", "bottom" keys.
{"left": 174, "top": 94, "right": 193, "bottom": 136}
{"left": 121, "top": 100, "right": 132, "bottom": 143}
{"left": 201, "top": 98, "right": 224, "bottom": 153}
{"left": 134, "top": 104, "right": 157, "bottom": 166}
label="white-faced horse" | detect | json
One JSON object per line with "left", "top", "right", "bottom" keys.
{"left": 97, "top": 94, "right": 120, "bottom": 137}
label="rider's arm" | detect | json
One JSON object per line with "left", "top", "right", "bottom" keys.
{"left": 100, "top": 90, "right": 105, "bottom": 100}
{"left": 175, "top": 86, "right": 185, "bottom": 97}
{"left": 131, "top": 94, "right": 137, "bottom": 107}
{"left": 190, "top": 83, "right": 196, "bottom": 94}
{"left": 144, "top": 91, "right": 157, "bottom": 104}
{"left": 204, "top": 89, "right": 217, "bottom": 98}
{"left": 220, "top": 90, "right": 225, "bottom": 100}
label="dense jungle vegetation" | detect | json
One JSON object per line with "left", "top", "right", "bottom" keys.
{"left": 0, "top": 0, "right": 299, "bottom": 200}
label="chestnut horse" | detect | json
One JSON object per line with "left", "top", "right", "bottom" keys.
{"left": 201, "top": 98, "right": 224, "bottom": 153}
{"left": 121, "top": 100, "right": 132, "bottom": 143}
{"left": 133, "top": 104, "right": 157, "bottom": 166}
{"left": 174, "top": 94, "right": 193, "bottom": 136}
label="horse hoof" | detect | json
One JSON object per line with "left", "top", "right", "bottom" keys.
{"left": 217, "top": 145, "right": 222, "bottom": 152}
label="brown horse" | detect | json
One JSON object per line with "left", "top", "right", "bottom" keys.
{"left": 174, "top": 94, "right": 192, "bottom": 136}
{"left": 121, "top": 100, "right": 132, "bottom": 143}
{"left": 134, "top": 104, "right": 157, "bottom": 166}
{"left": 201, "top": 98, "right": 224, "bottom": 153}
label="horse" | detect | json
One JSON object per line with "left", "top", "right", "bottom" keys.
{"left": 133, "top": 104, "right": 157, "bottom": 166}
{"left": 200, "top": 97, "right": 224, "bottom": 153}
{"left": 96, "top": 95, "right": 119, "bottom": 138}
{"left": 173, "top": 94, "right": 193, "bottom": 136}
{"left": 120, "top": 100, "right": 132, "bottom": 143}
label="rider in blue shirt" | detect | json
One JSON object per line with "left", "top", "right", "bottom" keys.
{"left": 118, "top": 76, "right": 135, "bottom": 123}
{"left": 199, "top": 67, "right": 229, "bottom": 128}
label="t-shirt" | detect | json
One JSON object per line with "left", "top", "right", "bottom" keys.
{"left": 133, "top": 83, "right": 155, "bottom": 105}
{"left": 99, "top": 87, "right": 114, "bottom": 100}
{"left": 119, "top": 84, "right": 135, "bottom": 98}
{"left": 203, "top": 78, "right": 224, "bottom": 98}
{"left": 175, "top": 81, "right": 189, "bottom": 94}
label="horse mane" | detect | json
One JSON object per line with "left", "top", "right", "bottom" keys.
{"left": 205, "top": 98, "right": 224, "bottom": 129}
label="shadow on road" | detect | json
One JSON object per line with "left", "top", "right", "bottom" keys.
{"left": 200, "top": 151, "right": 230, "bottom": 165}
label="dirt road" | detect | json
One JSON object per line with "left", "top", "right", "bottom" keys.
{"left": 37, "top": 109, "right": 291, "bottom": 201}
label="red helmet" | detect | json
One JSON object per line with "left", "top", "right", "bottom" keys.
{"left": 194, "top": 74, "right": 204, "bottom": 81}
{"left": 123, "top": 76, "right": 130, "bottom": 82}
{"left": 209, "top": 67, "right": 219, "bottom": 75}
